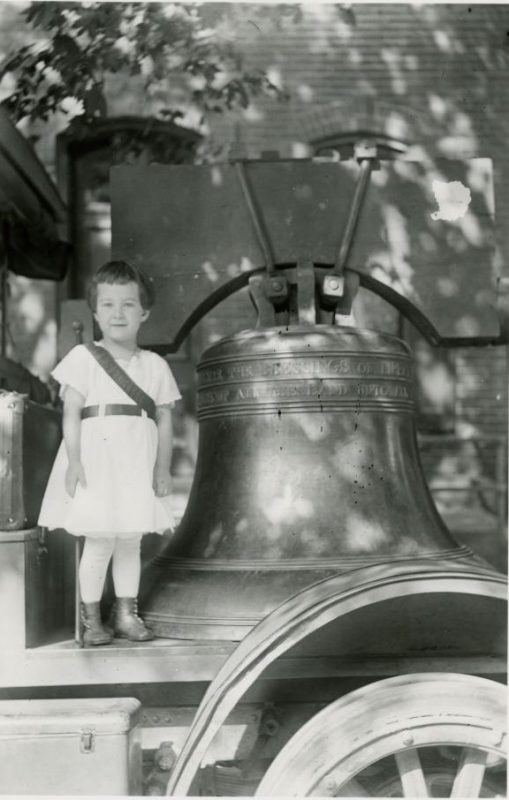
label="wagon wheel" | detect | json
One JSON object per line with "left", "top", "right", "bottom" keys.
{"left": 255, "top": 673, "right": 506, "bottom": 798}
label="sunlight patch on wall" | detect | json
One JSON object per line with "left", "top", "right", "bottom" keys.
{"left": 385, "top": 111, "right": 412, "bottom": 141}
{"left": 226, "top": 263, "right": 240, "bottom": 278}
{"left": 455, "top": 210, "right": 483, "bottom": 248}
{"left": 451, "top": 111, "right": 475, "bottom": 137}
{"left": 333, "top": 19, "right": 354, "bottom": 40}
{"left": 380, "top": 49, "right": 407, "bottom": 96}
{"left": 437, "top": 277, "right": 458, "bottom": 298}
{"left": 432, "top": 29, "right": 452, "bottom": 52}
{"left": 428, "top": 93, "right": 448, "bottom": 122}
{"left": 403, "top": 54, "right": 419, "bottom": 70}
{"left": 243, "top": 104, "right": 264, "bottom": 122}
{"left": 266, "top": 66, "right": 283, "bottom": 91}
{"left": 418, "top": 361, "right": 455, "bottom": 413}
{"left": 201, "top": 261, "right": 220, "bottom": 283}
{"left": 455, "top": 315, "right": 481, "bottom": 338}
{"left": 296, "top": 84, "right": 314, "bottom": 102}
{"left": 438, "top": 136, "right": 478, "bottom": 159}
{"left": 210, "top": 166, "right": 223, "bottom": 187}
{"left": 302, "top": 2, "right": 336, "bottom": 23}
{"left": 240, "top": 256, "right": 254, "bottom": 272}
{"left": 292, "top": 142, "right": 311, "bottom": 158}
{"left": 347, "top": 48, "right": 363, "bottom": 66}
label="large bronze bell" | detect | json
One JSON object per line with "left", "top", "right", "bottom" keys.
{"left": 140, "top": 323, "right": 469, "bottom": 640}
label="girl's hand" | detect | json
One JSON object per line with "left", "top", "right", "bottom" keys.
{"left": 153, "top": 465, "right": 171, "bottom": 497}
{"left": 65, "top": 462, "right": 87, "bottom": 497}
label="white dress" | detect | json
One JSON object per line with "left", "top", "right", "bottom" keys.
{"left": 38, "top": 343, "right": 182, "bottom": 538}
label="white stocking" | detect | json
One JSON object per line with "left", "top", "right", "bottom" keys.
{"left": 79, "top": 537, "right": 115, "bottom": 603}
{"left": 111, "top": 535, "right": 142, "bottom": 598}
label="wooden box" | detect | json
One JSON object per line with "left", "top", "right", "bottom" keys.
{"left": 0, "top": 698, "right": 142, "bottom": 795}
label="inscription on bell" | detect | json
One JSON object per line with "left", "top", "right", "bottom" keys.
{"left": 198, "top": 377, "right": 414, "bottom": 412}
{"left": 199, "top": 356, "right": 413, "bottom": 385}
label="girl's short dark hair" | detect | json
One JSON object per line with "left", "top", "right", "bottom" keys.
{"left": 87, "top": 260, "right": 155, "bottom": 311}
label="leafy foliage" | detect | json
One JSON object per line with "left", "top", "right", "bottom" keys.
{"left": 1, "top": 2, "right": 287, "bottom": 123}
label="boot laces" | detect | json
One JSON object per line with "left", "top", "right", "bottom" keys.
{"left": 119, "top": 599, "right": 144, "bottom": 625}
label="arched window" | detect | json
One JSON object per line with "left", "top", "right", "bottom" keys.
{"left": 314, "top": 131, "right": 408, "bottom": 161}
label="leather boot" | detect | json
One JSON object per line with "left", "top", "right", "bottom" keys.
{"left": 112, "top": 597, "right": 154, "bottom": 642}
{"left": 81, "top": 602, "right": 113, "bottom": 646}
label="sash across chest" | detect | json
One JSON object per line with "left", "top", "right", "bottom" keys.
{"left": 82, "top": 343, "right": 157, "bottom": 422}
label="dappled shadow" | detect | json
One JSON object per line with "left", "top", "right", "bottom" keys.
{"left": 149, "top": 325, "right": 456, "bottom": 566}
{"left": 111, "top": 153, "right": 499, "bottom": 349}
{"left": 0, "top": 3, "right": 506, "bottom": 576}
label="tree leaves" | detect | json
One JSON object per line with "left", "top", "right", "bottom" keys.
{"left": 2, "top": 1, "right": 288, "bottom": 124}
{"left": 82, "top": 83, "right": 107, "bottom": 118}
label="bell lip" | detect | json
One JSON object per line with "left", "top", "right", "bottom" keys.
{"left": 200, "top": 324, "right": 412, "bottom": 359}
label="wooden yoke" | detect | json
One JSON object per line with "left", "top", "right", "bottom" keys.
{"left": 110, "top": 156, "right": 505, "bottom": 351}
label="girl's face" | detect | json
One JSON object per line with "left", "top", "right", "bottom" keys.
{"left": 94, "top": 281, "right": 149, "bottom": 346}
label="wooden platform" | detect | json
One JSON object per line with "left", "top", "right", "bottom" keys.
{"left": 2, "top": 636, "right": 505, "bottom": 691}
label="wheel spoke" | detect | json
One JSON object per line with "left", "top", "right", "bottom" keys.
{"left": 450, "top": 747, "right": 488, "bottom": 798}
{"left": 395, "top": 750, "right": 429, "bottom": 797}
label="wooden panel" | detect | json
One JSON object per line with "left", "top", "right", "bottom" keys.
{"left": 111, "top": 158, "right": 499, "bottom": 347}
{"left": 25, "top": 530, "right": 75, "bottom": 648}
{"left": 22, "top": 401, "right": 62, "bottom": 528}
{"left": 0, "top": 534, "right": 29, "bottom": 651}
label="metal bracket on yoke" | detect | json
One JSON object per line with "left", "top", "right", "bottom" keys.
{"left": 235, "top": 160, "right": 289, "bottom": 305}
{"left": 321, "top": 140, "right": 378, "bottom": 314}
{"left": 296, "top": 259, "right": 316, "bottom": 325}
{"left": 248, "top": 262, "right": 317, "bottom": 328}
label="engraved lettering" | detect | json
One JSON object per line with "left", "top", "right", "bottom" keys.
{"left": 200, "top": 379, "right": 413, "bottom": 409}
{"left": 327, "top": 359, "right": 350, "bottom": 375}
{"left": 200, "top": 356, "right": 413, "bottom": 386}
{"left": 380, "top": 360, "right": 412, "bottom": 379}
{"left": 353, "top": 383, "right": 410, "bottom": 399}
{"left": 200, "top": 367, "right": 224, "bottom": 383}
{"left": 229, "top": 365, "right": 254, "bottom": 379}
{"left": 357, "top": 362, "right": 371, "bottom": 375}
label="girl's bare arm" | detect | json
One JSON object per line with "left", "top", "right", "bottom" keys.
{"left": 63, "top": 386, "right": 87, "bottom": 496}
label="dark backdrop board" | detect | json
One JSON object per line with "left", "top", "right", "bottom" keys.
{"left": 111, "top": 158, "right": 499, "bottom": 348}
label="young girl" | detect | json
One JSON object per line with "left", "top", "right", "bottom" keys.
{"left": 38, "top": 260, "right": 181, "bottom": 646}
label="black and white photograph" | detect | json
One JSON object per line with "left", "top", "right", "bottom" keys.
{"left": 0, "top": 0, "right": 507, "bottom": 797}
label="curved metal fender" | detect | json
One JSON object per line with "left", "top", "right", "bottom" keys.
{"left": 166, "top": 557, "right": 507, "bottom": 796}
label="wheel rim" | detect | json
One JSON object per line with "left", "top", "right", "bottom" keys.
{"left": 255, "top": 674, "right": 507, "bottom": 798}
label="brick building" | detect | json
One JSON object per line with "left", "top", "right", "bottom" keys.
{"left": 0, "top": 2, "right": 507, "bottom": 560}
